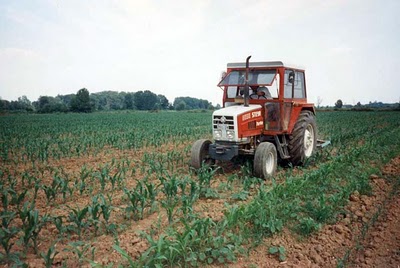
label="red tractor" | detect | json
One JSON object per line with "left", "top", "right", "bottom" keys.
{"left": 191, "top": 56, "right": 327, "bottom": 179}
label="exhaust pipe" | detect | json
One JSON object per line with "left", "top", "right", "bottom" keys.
{"left": 244, "top": 55, "right": 251, "bottom": 107}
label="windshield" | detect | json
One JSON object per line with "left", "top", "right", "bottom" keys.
{"left": 218, "top": 69, "right": 276, "bottom": 86}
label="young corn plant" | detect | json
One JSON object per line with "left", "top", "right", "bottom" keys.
{"left": 1, "top": 186, "right": 11, "bottom": 212}
{"left": 97, "top": 165, "right": 111, "bottom": 192}
{"left": 134, "top": 181, "right": 148, "bottom": 220}
{"left": 33, "top": 178, "right": 41, "bottom": 201}
{"left": 42, "top": 175, "right": 63, "bottom": 204}
{"left": 196, "top": 164, "right": 219, "bottom": 199}
{"left": 179, "top": 177, "right": 199, "bottom": 219}
{"left": 0, "top": 211, "right": 19, "bottom": 263}
{"left": 124, "top": 187, "right": 144, "bottom": 221}
{"left": 144, "top": 179, "right": 159, "bottom": 213}
{"left": 97, "top": 194, "right": 115, "bottom": 234}
{"left": 75, "top": 165, "right": 92, "bottom": 195}
{"left": 52, "top": 215, "right": 66, "bottom": 238}
{"left": 65, "top": 241, "right": 95, "bottom": 267}
{"left": 58, "top": 175, "right": 73, "bottom": 202}
{"left": 159, "top": 175, "right": 181, "bottom": 224}
{"left": 40, "top": 241, "right": 59, "bottom": 268}
{"left": 88, "top": 196, "right": 102, "bottom": 236}
{"left": 9, "top": 188, "right": 27, "bottom": 208}
{"left": 20, "top": 209, "right": 50, "bottom": 254}
{"left": 109, "top": 171, "right": 121, "bottom": 191}
{"left": 67, "top": 206, "right": 89, "bottom": 239}
{"left": 18, "top": 201, "right": 36, "bottom": 228}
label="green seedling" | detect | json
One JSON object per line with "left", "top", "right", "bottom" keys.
{"left": 67, "top": 206, "right": 89, "bottom": 239}
{"left": 21, "top": 209, "right": 50, "bottom": 254}
{"left": 40, "top": 241, "right": 59, "bottom": 268}
{"left": 268, "top": 246, "right": 286, "bottom": 262}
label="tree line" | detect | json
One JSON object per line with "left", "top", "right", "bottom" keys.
{"left": 331, "top": 99, "right": 399, "bottom": 110}
{"left": 0, "top": 88, "right": 216, "bottom": 113}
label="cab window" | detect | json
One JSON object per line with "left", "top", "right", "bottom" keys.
{"left": 284, "top": 70, "right": 305, "bottom": 98}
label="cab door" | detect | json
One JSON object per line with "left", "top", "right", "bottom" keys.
{"left": 281, "top": 70, "right": 306, "bottom": 131}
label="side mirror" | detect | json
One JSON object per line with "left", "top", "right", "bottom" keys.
{"left": 288, "top": 72, "right": 295, "bottom": 84}
{"left": 220, "top": 71, "right": 227, "bottom": 80}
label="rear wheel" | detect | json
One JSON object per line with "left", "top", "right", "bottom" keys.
{"left": 254, "top": 142, "right": 277, "bottom": 179}
{"left": 288, "top": 110, "right": 317, "bottom": 166}
{"left": 190, "top": 139, "right": 214, "bottom": 169}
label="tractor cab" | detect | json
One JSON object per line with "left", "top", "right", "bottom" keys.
{"left": 218, "top": 61, "right": 313, "bottom": 133}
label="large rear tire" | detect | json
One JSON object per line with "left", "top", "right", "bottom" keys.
{"left": 190, "top": 139, "right": 213, "bottom": 169}
{"left": 288, "top": 110, "right": 317, "bottom": 166}
{"left": 254, "top": 142, "right": 277, "bottom": 179}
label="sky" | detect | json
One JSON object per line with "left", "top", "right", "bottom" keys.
{"left": 0, "top": 0, "right": 399, "bottom": 107}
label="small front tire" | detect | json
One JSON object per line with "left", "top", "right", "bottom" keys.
{"left": 190, "top": 139, "right": 213, "bottom": 169}
{"left": 254, "top": 142, "right": 277, "bottom": 179}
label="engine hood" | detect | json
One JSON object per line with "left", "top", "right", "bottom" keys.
{"left": 212, "top": 104, "right": 262, "bottom": 117}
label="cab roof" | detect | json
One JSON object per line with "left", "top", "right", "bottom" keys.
{"left": 227, "top": 61, "right": 304, "bottom": 71}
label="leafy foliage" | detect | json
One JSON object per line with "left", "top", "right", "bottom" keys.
{"left": 70, "top": 88, "right": 93, "bottom": 112}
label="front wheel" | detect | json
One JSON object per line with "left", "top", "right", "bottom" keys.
{"left": 254, "top": 142, "right": 277, "bottom": 179}
{"left": 190, "top": 139, "right": 214, "bottom": 169}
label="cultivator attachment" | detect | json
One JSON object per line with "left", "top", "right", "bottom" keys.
{"left": 317, "top": 139, "right": 331, "bottom": 149}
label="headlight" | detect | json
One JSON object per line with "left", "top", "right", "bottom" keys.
{"left": 226, "top": 130, "right": 235, "bottom": 139}
{"left": 214, "top": 130, "right": 222, "bottom": 139}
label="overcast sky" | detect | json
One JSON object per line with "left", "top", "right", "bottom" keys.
{"left": 0, "top": 0, "right": 399, "bottom": 106}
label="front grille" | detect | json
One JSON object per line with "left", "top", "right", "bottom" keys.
{"left": 213, "top": 115, "right": 234, "bottom": 130}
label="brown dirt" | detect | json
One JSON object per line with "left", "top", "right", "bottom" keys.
{"left": 230, "top": 156, "right": 400, "bottom": 268}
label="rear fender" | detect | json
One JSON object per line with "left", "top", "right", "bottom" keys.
{"left": 287, "top": 105, "right": 315, "bottom": 133}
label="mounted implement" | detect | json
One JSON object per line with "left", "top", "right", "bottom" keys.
{"left": 191, "top": 56, "right": 328, "bottom": 179}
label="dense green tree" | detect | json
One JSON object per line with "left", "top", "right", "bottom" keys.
{"left": 58, "top": 94, "right": 75, "bottom": 107}
{"left": 157, "top": 94, "right": 169, "bottom": 109}
{"left": 175, "top": 101, "right": 186, "bottom": 111}
{"left": 0, "top": 95, "right": 34, "bottom": 112}
{"left": 36, "top": 96, "right": 68, "bottom": 113}
{"left": 17, "top": 96, "right": 33, "bottom": 111}
{"left": 173, "top": 97, "right": 212, "bottom": 110}
{"left": 0, "top": 98, "right": 8, "bottom": 111}
{"left": 90, "top": 91, "right": 125, "bottom": 111}
{"left": 335, "top": 99, "right": 343, "bottom": 109}
{"left": 70, "top": 88, "right": 92, "bottom": 112}
{"left": 124, "top": 93, "right": 134, "bottom": 109}
{"left": 134, "top": 90, "right": 158, "bottom": 110}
